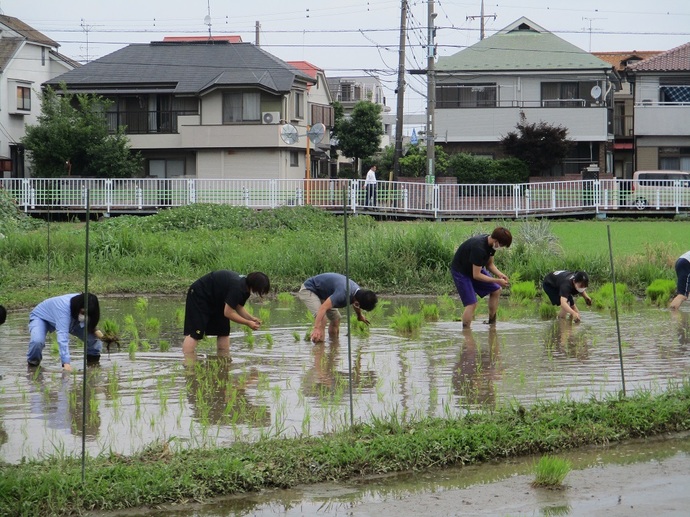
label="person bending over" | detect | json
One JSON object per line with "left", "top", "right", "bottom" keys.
{"left": 542, "top": 270, "right": 593, "bottom": 323}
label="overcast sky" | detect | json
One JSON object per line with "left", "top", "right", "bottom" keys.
{"left": 4, "top": 0, "right": 690, "bottom": 116}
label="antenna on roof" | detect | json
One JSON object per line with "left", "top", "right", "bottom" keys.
{"left": 204, "top": 0, "right": 212, "bottom": 40}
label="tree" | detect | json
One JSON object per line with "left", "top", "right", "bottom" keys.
{"left": 501, "top": 114, "right": 573, "bottom": 177}
{"left": 22, "top": 85, "right": 143, "bottom": 178}
{"left": 331, "top": 100, "right": 384, "bottom": 175}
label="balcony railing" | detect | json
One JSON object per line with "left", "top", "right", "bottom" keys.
{"left": 2, "top": 177, "right": 689, "bottom": 218}
{"left": 105, "top": 110, "right": 197, "bottom": 134}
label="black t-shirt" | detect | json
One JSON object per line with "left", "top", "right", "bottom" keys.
{"left": 543, "top": 271, "right": 578, "bottom": 299}
{"left": 451, "top": 234, "right": 495, "bottom": 276}
{"left": 191, "top": 270, "right": 250, "bottom": 310}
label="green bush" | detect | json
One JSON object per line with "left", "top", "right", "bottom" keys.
{"left": 645, "top": 279, "right": 676, "bottom": 306}
{"left": 446, "top": 154, "right": 530, "bottom": 184}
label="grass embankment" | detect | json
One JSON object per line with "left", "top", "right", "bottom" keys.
{"left": 0, "top": 203, "right": 688, "bottom": 308}
{"left": 2, "top": 383, "right": 690, "bottom": 516}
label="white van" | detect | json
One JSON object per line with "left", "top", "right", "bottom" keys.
{"left": 631, "top": 170, "right": 690, "bottom": 209}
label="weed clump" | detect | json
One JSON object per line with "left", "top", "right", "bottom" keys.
{"left": 532, "top": 455, "right": 572, "bottom": 488}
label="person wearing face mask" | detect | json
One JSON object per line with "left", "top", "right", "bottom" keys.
{"left": 182, "top": 270, "right": 271, "bottom": 357}
{"left": 669, "top": 250, "right": 690, "bottom": 310}
{"left": 298, "top": 273, "right": 378, "bottom": 342}
{"left": 451, "top": 227, "right": 512, "bottom": 329}
{"left": 542, "top": 270, "right": 593, "bottom": 323}
{"left": 27, "top": 293, "right": 102, "bottom": 371}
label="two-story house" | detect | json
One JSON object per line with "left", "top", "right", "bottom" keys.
{"left": 0, "top": 15, "right": 78, "bottom": 178}
{"left": 327, "top": 75, "right": 391, "bottom": 175}
{"left": 593, "top": 51, "right": 661, "bottom": 178}
{"left": 626, "top": 42, "right": 690, "bottom": 172}
{"left": 434, "top": 17, "right": 617, "bottom": 176}
{"left": 286, "top": 61, "right": 334, "bottom": 178}
{"left": 46, "top": 39, "right": 326, "bottom": 180}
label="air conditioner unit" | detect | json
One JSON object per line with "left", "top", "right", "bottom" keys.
{"left": 262, "top": 112, "right": 280, "bottom": 124}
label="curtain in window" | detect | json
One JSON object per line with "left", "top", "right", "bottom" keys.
{"left": 244, "top": 92, "right": 260, "bottom": 121}
{"left": 223, "top": 93, "right": 242, "bottom": 123}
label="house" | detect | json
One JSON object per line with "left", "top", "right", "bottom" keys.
{"left": 286, "top": 61, "right": 334, "bottom": 177}
{"left": 327, "top": 75, "right": 392, "bottom": 174}
{"left": 46, "top": 40, "right": 330, "bottom": 180}
{"left": 434, "top": 17, "right": 617, "bottom": 176}
{"left": 0, "top": 14, "right": 78, "bottom": 178}
{"left": 593, "top": 51, "right": 661, "bottom": 178}
{"left": 626, "top": 42, "right": 690, "bottom": 172}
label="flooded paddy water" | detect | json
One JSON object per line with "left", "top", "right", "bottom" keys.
{"left": 0, "top": 295, "right": 689, "bottom": 465}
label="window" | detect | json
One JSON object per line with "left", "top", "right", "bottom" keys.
{"left": 435, "top": 83, "right": 497, "bottom": 108}
{"left": 17, "top": 86, "right": 31, "bottom": 111}
{"left": 290, "top": 151, "right": 299, "bottom": 167}
{"left": 541, "top": 81, "right": 599, "bottom": 107}
{"left": 340, "top": 83, "right": 353, "bottom": 102}
{"left": 149, "top": 159, "right": 185, "bottom": 178}
{"left": 294, "top": 92, "right": 304, "bottom": 119}
{"left": 222, "top": 92, "right": 260, "bottom": 123}
{"left": 41, "top": 47, "right": 46, "bottom": 66}
{"left": 659, "top": 147, "right": 690, "bottom": 171}
{"left": 311, "top": 104, "right": 334, "bottom": 127}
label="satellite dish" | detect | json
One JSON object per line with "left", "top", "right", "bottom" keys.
{"left": 203, "top": 15, "right": 211, "bottom": 26}
{"left": 280, "top": 124, "right": 299, "bottom": 145}
{"left": 307, "top": 123, "right": 325, "bottom": 144}
{"left": 590, "top": 85, "right": 602, "bottom": 99}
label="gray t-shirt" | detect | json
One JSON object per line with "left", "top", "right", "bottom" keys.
{"left": 303, "top": 273, "right": 360, "bottom": 308}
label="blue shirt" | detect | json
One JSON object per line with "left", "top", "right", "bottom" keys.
{"left": 30, "top": 293, "right": 79, "bottom": 365}
{"left": 303, "top": 273, "right": 360, "bottom": 309}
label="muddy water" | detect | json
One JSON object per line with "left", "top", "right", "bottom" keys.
{"left": 0, "top": 296, "right": 688, "bottom": 464}
{"left": 96, "top": 433, "right": 690, "bottom": 517}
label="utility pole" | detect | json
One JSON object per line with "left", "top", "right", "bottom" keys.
{"left": 466, "top": 0, "right": 496, "bottom": 41}
{"left": 255, "top": 21, "right": 261, "bottom": 46}
{"left": 426, "top": 0, "right": 436, "bottom": 181}
{"left": 582, "top": 17, "right": 605, "bottom": 52}
{"left": 393, "top": 0, "right": 407, "bottom": 179}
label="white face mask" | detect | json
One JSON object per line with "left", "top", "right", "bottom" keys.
{"left": 78, "top": 314, "right": 85, "bottom": 323}
{"left": 493, "top": 244, "right": 501, "bottom": 251}
{"left": 576, "top": 286, "right": 586, "bottom": 293}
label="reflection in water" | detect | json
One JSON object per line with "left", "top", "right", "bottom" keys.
{"left": 543, "top": 319, "right": 589, "bottom": 360}
{"left": 301, "top": 340, "right": 377, "bottom": 399}
{"left": 185, "top": 355, "right": 270, "bottom": 427}
{"left": 27, "top": 365, "right": 102, "bottom": 438}
{"left": 672, "top": 310, "right": 690, "bottom": 346}
{"left": 453, "top": 328, "right": 501, "bottom": 406}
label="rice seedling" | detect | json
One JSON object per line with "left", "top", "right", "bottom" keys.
{"left": 349, "top": 314, "right": 370, "bottom": 337}
{"left": 100, "top": 318, "right": 121, "bottom": 351}
{"left": 436, "top": 294, "right": 457, "bottom": 319}
{"left": 258, "top": 308, "right": 271, "bottom": 324}
{"left": 128, "top": 340, "right": 138, "bottom": 358}
{"left": 645, "top": 278, "right": 676, "bottom": 306}
{"left": 539, "top": 302, "right": 558, "bottom": 319}
{"left": 245, "top": 329, "right": 255, "bottom": 349}
{"left": 391, "top": 306, "right": 424, "bottom": 336}
{"left": 140, "top": 339, "right": 151, "bottom": 352}
{"left": 159, "top": 339, "right": 171, "bottom": 352}
{"left": 532, "top": 455, "right": 572, "bottom": 488}
{"left": 591, "top": 282, "right": 635, "bottom": 310}
{"left": 511, "top": 281, "right": 537, "bottom": 303}
{"left": 420, "top": 302, "right": 439, "bottom": 321}
{"left": 134, "top": 297, "right": 149, "bottom": 315}
{"left": 144, "top": 317, "right": 161, "bottom": 340}
{"left": 276, "top": 292, "right": 294, "bottom": 305}
{"left": 265, "top": 333, "right": 274, "bottom": 349}
{"left": 175, "top": 308, "right": 185, "bottom": 328}
{"left": 292, "top": 331, "right": 301, "bottom": 342}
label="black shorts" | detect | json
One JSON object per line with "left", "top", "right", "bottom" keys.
{"left": 183, "top": 286, "right": 230, "bottom": 339}
{"left": 542, "top": 282, "right": 574, "bottom": 307}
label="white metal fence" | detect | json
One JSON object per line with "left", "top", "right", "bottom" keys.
{"left": 2, "top": 177, "right": 689, "bottom": 217}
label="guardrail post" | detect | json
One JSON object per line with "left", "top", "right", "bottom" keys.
{"left": 187, "top": 179, "right": 196, "bottom": 204}
{"left": 350, "top": 180, "right": 358, "bottom": 213}
{"left": 296, "top": 187, "right": 303, "bottom": 206}
{"left": 655, "top": 189, "right": 660, "bottom": 210}
{"left": 136, "top": 185, "right": 143, "bottom": 209}
{"left": 403, "top": 188, "right": 409, "bottom": 210}
{"left": 270, "top": 179, "right": 277, "bottom": 208}
{"left": 106, "top": 179, "right": 112, "bottom": 214}
{"left": 433, "top": 184, "right": 440, "bottom": 219}
{"left": 525, "top": 187, "right": 531, "bottom": 212}
{"left": 551, "top": 188, "right": 556, "bottom": 211}
{"left": 594, "top": 180, "right": 600, "bottom": 214}
{"left": 513, "top": 184, "right": 520, "bottom": 217}
{"left": 242, "top": 186, "right": 250, "bottom": 207}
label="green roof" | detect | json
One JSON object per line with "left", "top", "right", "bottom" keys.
{"left": 437, "top": 17, "right": 611, "bottom": 72}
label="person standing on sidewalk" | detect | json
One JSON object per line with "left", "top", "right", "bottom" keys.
{"left": 365, "top": 165, "right": 378, "bottom": 207}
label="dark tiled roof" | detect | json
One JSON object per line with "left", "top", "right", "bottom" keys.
{"left": 47, "top": 41, "right": 311, "bottom": 94}
{"left": 627, "top": 42, "right": 690, "bottom": 72}
{"left": 0, "top": 14, "right": 58, "bottom": 47}
{"left": 0, "top": 38, "right": 22, "bottom": 71}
